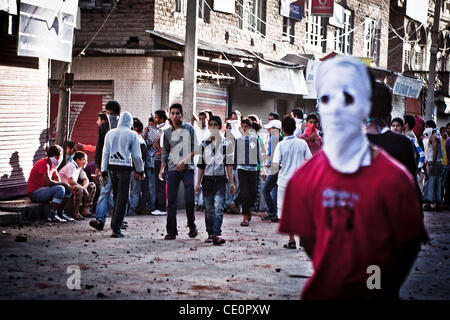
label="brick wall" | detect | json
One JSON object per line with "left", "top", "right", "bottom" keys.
{"left": 70, "top": 56, "right": 156, "bottom": 122}
{"left": 74, "top": 0, "right": 155, "bottom": 50}
{"left": 154, "top": 0, "right": 390, "bottom": 67}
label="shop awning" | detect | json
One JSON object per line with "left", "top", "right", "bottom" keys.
{"left": 258, "top": 63, "right": 308, "bottom": 95}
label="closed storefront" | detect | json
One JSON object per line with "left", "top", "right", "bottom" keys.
{"left": 50, "top": 80, "right": 114, "bottom": 161}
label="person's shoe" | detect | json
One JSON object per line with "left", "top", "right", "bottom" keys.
{"left": 423, "top": 203, "right": 432, "bottom": 211}
{"left": 89, "top": 219, "right": 105, "bottom": 231}
{"left": 271, "top": 217, "right": 280, "bottom": 223}
{"left": 121, "top": 221, "right": 128, "bottom": 230}
{"left": 164, "top": 234, "right": 176, "bottom": 240}
{"left": 188, "top": 227, "right": 198, "bottom": 238}
{"left": 240, "top": 220, "right": 249, "bottom": 227}
{"left": 111, "top": 231, "right": 124, "bottom": 238}
{"left": 205, "top": 235, "right": 213, "bottom": 243}
{"left": 57, "top": 212, "right": 74, "bottom": 222}
{"left": 48, "top": 212, "right": 66, "bottom": 223}
{"left": 73, "top": 213, "right": 85, "bottom": 221}
{"left": 80, "top": 208, "right": 94, "bottom": 217}
{"left": 229, "top": 202, "right": 240, "bottom": 214}
{"left": 434, "top": 203, "right": 442, "bottom": 212}
{"left": 152, "top": 210, "right": 167, "bottom": 216}
{"left": 261, "top": 214, "right": 276, "bottom": 221}
{"left": 283, "top": 241, "right": 296, "bottom": 249}
{"left": 213, "top": 237, "right": 226, "bottom": 246}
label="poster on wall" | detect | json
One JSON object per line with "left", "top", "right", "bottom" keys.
{"left": 280, "top": 0, "right": 305, "bottom": 21}
{"left": 259, "top": 64, "right": 309, "bottom": 95}
{"left": 303, "top": 60, "right": 321, "bottom": 99}
{"left": 393, "top": 75, "right": 423, "bottom": 99}
{"left": 311, "top": 0, "right": 334, "bottom": 17}
{"left": 17, "top": 0, "right": 79, "bottom": 62}
{"left": 213, "top": 0, "right": 235, "bottom": 14}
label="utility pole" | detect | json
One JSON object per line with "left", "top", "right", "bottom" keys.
{"left": 55, "top": 62, "right": 73, "bottom": 147}
{"left": 425, "top": 0, "right": 442, "bottom": 121}
{"left": 183, "top": 0, "right": 198, "bottom": 122}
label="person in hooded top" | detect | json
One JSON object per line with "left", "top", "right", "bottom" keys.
{"left": 279, "top": 56, "right": 428, "bottom": 300}
{"left": 100, "top": 111, "right": 145, "bottom": 238}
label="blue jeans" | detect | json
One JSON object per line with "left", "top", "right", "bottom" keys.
{"left": 139, "top": 167, "right": 156, "bottom": 212}
{"left": 166, "top": 169, "right": 196, "bottom": 236}
{"left": 424, "top": 162, "right": 442, "bottom": 203}
{"left": 95, "top": 176, "right": 114, "bottom": 223}
{"left": 262, "top": 174, "right": 278, "bottom": 214}
{"left": 127, "top": 171, "right": 140, "bottom": 215}
{"left": 30, "top": 185, "right": 71, "bottom": 204}
{"left": 203, "top": 178, "right": 226, "bottom": 237}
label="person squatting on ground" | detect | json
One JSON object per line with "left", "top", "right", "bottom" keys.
{"left": 59, "top": 151, "right": 96, "bottom": 220}
{"left": 100, "top": 111, "right": 145, "bottom": 238}
{"left": 231, "top": 118, "right": 262, "bottom": 227}
{"left": 272, "top": 117, "right": 312, "bottom": 249}
{"left": 28, "top": 145, "right": 73, "bottom": 223}
{"left": 159, "top": 103, "right": 198, "bottom": 240}
{"left": 279, "top": 56, "right": 428, "bottom": 300}
{"left": 196, "top": 116, "right": 235, "bottom": 245}
{"left": 91, "top": 101, "right": 121, "bottom": 231}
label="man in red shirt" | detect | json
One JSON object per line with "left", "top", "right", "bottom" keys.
{"left": 28, "top": 145, "right": 73, "bottom": 222}
{"left": 279, "top": 56, "right": 428, "bottom": 300}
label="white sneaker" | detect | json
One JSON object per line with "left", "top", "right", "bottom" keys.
{"left": 152, "top": 210, "right": 166, "bottom": 216}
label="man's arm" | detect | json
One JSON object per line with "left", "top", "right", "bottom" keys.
{"left": 430, "top": 135, "right": 439, "bottom": 172}
{"left": 195, "top": 167, "right": 204, "bottom": 194}
{"left": 226, "top": 165, "right": 235, "bottom": 194}
{"left": 43, "top": 164, "right": 71, "bottom": 193}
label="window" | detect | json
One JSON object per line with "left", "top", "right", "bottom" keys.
{"left": 175, "top": 0, "right": 210, "bottom": 22}
{"left": 78, "top": 0, "right": 113, "bottom": 8}
{"left": 306, "top": 15, "right": 323, "bottom": 49}
{"left": 334, "top": 10, "right": 352, "bottom": 55}
{"left": 364, "top": 17, "right": 376, "bottom": 58}
{"left": 238, "top": 0, "right": 266, "bottom": 35}
{"left": 282, "top": 17, "right": 295, "bottom": 44}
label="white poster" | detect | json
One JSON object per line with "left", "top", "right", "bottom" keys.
{"left": 405, "top": 0, "right": 429, "bottom": 25}
{"left": 213, "top": 0, "right": 235, "bottom": 14}
{"left": 329, "top": 3, "right": 344, "bottom": 29}
{"left": 393, "top": 75, "right": 423, "bottom": 99}
{"left": 259, "top": 63, "right": 308, "bottom": 95}
{"left": 303, "top": 60, "right": 321, "bottom": 99}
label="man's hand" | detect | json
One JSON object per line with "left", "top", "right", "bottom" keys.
{"left": 95, "top": 168, "right": 101, "bottom": 177}
{"left": 158, "top": 169, "right": 165, "bottom": 181}
{"left": 133, "top": 172, "right": 140, "bottom": 180}
{"left": 261, "top": 173, "right": 267, "bottom": 181}
{"left": 101, "top": 175, "right": 108, "bottom": 187}
{"left": 310, "top": 131, "right": 319, "bottom": 140}
{"left": 176, "top": 160, "right": 185, "bottom": 172}
{"left": 229, "top": 183, "right": 235, "bottom": 195}
{"left": 195, "top": 183, "right": 201, "bottom": 195}
{"left": 82, "top": 187, "right": 89, "bottom": 198}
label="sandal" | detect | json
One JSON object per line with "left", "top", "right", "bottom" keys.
{"left": 283, "top": 241, "right": 297, "bottom": 249}
{"left": 240, "top": 220, "right": 249, "bottom": 227}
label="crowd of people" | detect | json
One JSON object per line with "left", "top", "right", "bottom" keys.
{"left": 26, "top": 55, "right": 433, "bottom": 299}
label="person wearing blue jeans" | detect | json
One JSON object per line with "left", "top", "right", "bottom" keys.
{"left": 196, "top": 116, "right": 235, "bottom": 245}
{"left": 159, "top": 103, "right": 198, "bottom": 240}
{"left": 28, "top": 145, "right": 73, "bottom": 223}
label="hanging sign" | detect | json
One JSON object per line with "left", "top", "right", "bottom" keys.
{"left": 311, "top": 0, "right": 334, "bottom": 17}
{"left": 393, "top": 75, "right": 423, "bottom": 99}
{"left": 17, "top": 0, "right": 79, "bottom": 62}
{"left": 280, "top": 0, "right": 305, "bottom": 21}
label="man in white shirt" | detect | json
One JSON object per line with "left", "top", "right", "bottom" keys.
{"left": 292, "top": 107, "right": 305, "bottom": 138}
{"left": 59, "top": 151, "right": 96, "bottom": 220}
{"left": 194, "top": 112, "right": 210, "bottom": 212}
{"left": 272, "top": 117, "right": 312, "bottom": 247}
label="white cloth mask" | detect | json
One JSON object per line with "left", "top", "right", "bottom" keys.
{"left": 49, "top": 156, "right": 60, "bottom": 169}
{"left": 316, "top": 56, "right": 372, "bottom": 174}
{"left": 423, "top": 128, "right": 433, "bottom": 138}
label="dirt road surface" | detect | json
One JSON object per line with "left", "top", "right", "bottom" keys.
{"left": 0, "top": 210, "right": 449, "bottom": 300}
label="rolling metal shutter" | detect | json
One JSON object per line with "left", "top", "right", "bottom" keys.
{"left": 0, "top": 59, "right": 49, "bottom": 199}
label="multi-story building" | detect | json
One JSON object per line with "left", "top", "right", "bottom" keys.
{"left": 388, "top": 0, "right": 450, "bottom": 127}
{"left": 51, "top": 0, "right": 390, "bottom": 137}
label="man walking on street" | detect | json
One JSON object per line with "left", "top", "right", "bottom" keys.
{"left": 90, "top": 101, "right": 121, "bottom": 231}
{"left": 101, "top": 111, "right": 145, "bottom": 238}
{"left": 196, "top": 116, "right": 235, "bottom": 245}
{"left": 159, "top": 103, "right": 198, "bottom": 240}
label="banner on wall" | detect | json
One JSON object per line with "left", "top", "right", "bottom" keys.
{"left": 405, "top": 0, "right": 429, "bottom": 25}
{"left": 280, "top": 0, "right": 305, "bottom": 21}
{"left": 311, "top": 0, "right": 334, "bottom": 17}
{"left": 393, "top": 75, "right": 423, "bottom": 99}
{"left": 213, "top": 0, "right": 235, "bottom": 14}
{"left": 17, "top": 0, "right": 79, "bottom": 62}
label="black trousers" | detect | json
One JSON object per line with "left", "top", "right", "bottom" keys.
{"left": 109, "top": 166, "right": 132, "bottom": 233}
{"left": 154, "top": 160, "right": 167, "bottom": 211}
{"left": 234, "top": 169, "right": 258, "bottom": 215}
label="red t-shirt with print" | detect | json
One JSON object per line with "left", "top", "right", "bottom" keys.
{"left": 27, "top": 158, "right": 54, "bottom": 196}
{"left": 279, "top": 149, "right": 428, "bottom": 300}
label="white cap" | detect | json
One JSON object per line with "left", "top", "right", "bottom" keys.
{"left": 263, "top": 119, "right": 282, "bottom": 130}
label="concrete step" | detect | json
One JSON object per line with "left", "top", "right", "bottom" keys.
{"left": 0, "top": 197, "right": 48, "bottom": 226}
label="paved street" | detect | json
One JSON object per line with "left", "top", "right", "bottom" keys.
{"left": 0, "top": 210, "right": 449, "bottom": 300}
